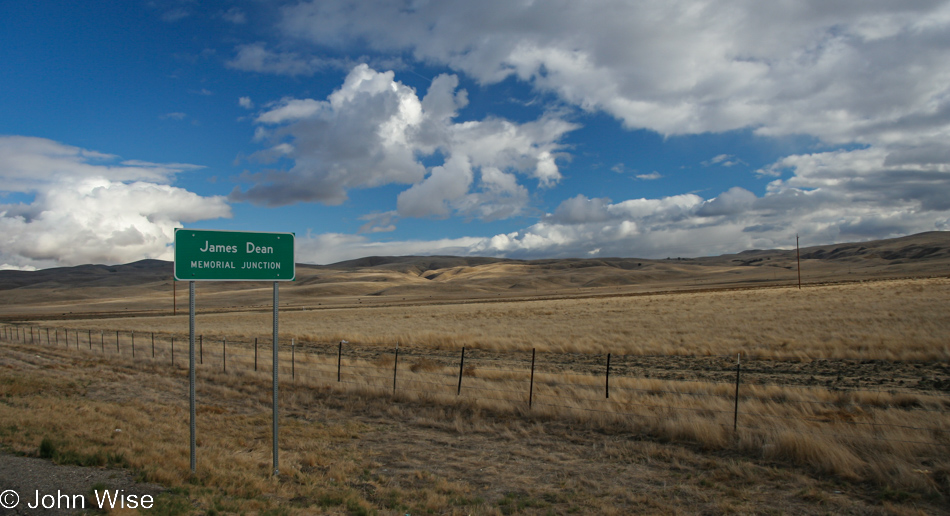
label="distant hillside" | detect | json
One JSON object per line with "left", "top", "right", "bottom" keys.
{"left": 1, "top": 231, "right": 948, "bottom": 318}
{"left": 323, "top": 255, "right": 513, "bottom": 274}
{"left": 320, "top": 231, "right": 950, "bottom": 272}
{"left": 0, "top": 259, "right": 172, "bottom": 290}
{"left": 799, "top": 232, "right": 950, "bottom": 263}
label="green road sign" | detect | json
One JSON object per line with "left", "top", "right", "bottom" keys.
{"left": 174, "top": 228, "right": 295, "bottom": 281}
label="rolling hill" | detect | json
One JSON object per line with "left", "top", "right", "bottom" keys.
{"left": 1, "top": 231, "right": 948, "bottom": 319}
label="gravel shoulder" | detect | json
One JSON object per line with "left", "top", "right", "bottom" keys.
{"left": 0, "top": 453, "right": 164, "bottom": 515}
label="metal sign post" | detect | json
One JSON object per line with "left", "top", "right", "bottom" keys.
{"left": 272, "top": 281, "right": 279, "bottom": 477}
{"left": 189, "top": 281, "right": 196, "bottom": 474}
{"left": 174, "top": 228, "right": 294, "bottom": 476}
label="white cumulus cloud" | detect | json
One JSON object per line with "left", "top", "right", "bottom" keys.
{"left": 0, "top": 137, "right": 231, "bottom": 269}
{"left": 278, "top": 0, "right": 950, "bottom": 145}
{"left": 269, "top": 1, "right": 950, "bottom": 259}
{"left": 234, "top": 64, "right": 576, "bottom": 220}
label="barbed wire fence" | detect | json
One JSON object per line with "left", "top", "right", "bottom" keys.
{"left": 2, "top": 323, "right": 949, "bottom": 461}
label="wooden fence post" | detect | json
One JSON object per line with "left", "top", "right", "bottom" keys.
{"left": 88, "top": 329, "right": 91, "bottom": 350}
{"left": 605, "top": 352, "right": 611, "bottom": 399}
{"left": 199, "top": 335, "right": 203, "bottom": 365}
{"left": 116, "top": 330, "right": 120, "bottom": 354}
{"left": 152, "top": 332, "right": 155, "bottom": 358}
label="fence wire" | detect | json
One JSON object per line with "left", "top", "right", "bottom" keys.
{"left": 2, "top": 324, "right": 949, "bottom": 451}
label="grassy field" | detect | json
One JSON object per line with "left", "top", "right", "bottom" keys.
{"left": 40, "top": 277, "right": 950, "bottom": 361}
{"left": 2, "top": 276, "right": 950, "bottom": 513}
{"left": 1, "top": 337, "right": 947, "bottom": 515}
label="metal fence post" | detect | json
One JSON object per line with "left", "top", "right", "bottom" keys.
{"left": 734, "top": 353, "right": 741, "bottom": 434}
{"left": 457, "top": 346, "right": 466, "bottom": 395}
{"left": 199, "top": 335, "right": 203, "bottom": 365}
{"left": 254, "top": 337, "right": 258, "bottom": 372}
{"left": 529, "top": 348, "right": 536, "bottom": 409}
{"left": 605, "top": 352, "right": 611, "bottom": 399}
{"left": 131, "top": 331, "right": 135, "bottom": 358}
{"left": 88, "top": 329, "right": 91, "bottom": 350}
{"left": 337, "top": 340, "right": 344, "bottom": 382}
{"left": 116, "top": 330, "right": 120, "bottom": 354}
{"left": 223, "top": 338, "right": 226, "bottom": 373}
{"left": 151, "top": 332, "right": 155, "bottom": 358}
{"left": 393, "top": 345, "right": 399, "bottom": 395}
{"left": 291, "top": 338, "right": 294, "bottom": 381}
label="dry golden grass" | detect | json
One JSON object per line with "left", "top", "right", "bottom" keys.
{"left": 3, "top": 334, "right": 949, "bottom": 514}
{"left": 41, "top": 277, "right": 950, "bottom": 361}
{"left": 4, "top": 275, "right": 950, "bottom": 513}
{"left": 7, "top": 327, "right": 948, "bottom": 508}
{"left": 210, "top": 341, "right": 950, "bottom": 496}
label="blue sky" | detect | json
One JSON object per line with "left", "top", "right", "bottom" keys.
{"left": 2, "top": 1, "right": 949, "bottom": 269}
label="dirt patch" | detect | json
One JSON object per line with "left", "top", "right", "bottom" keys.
{"left": 0, "top": 453, "right": 164, "bottom": 515}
